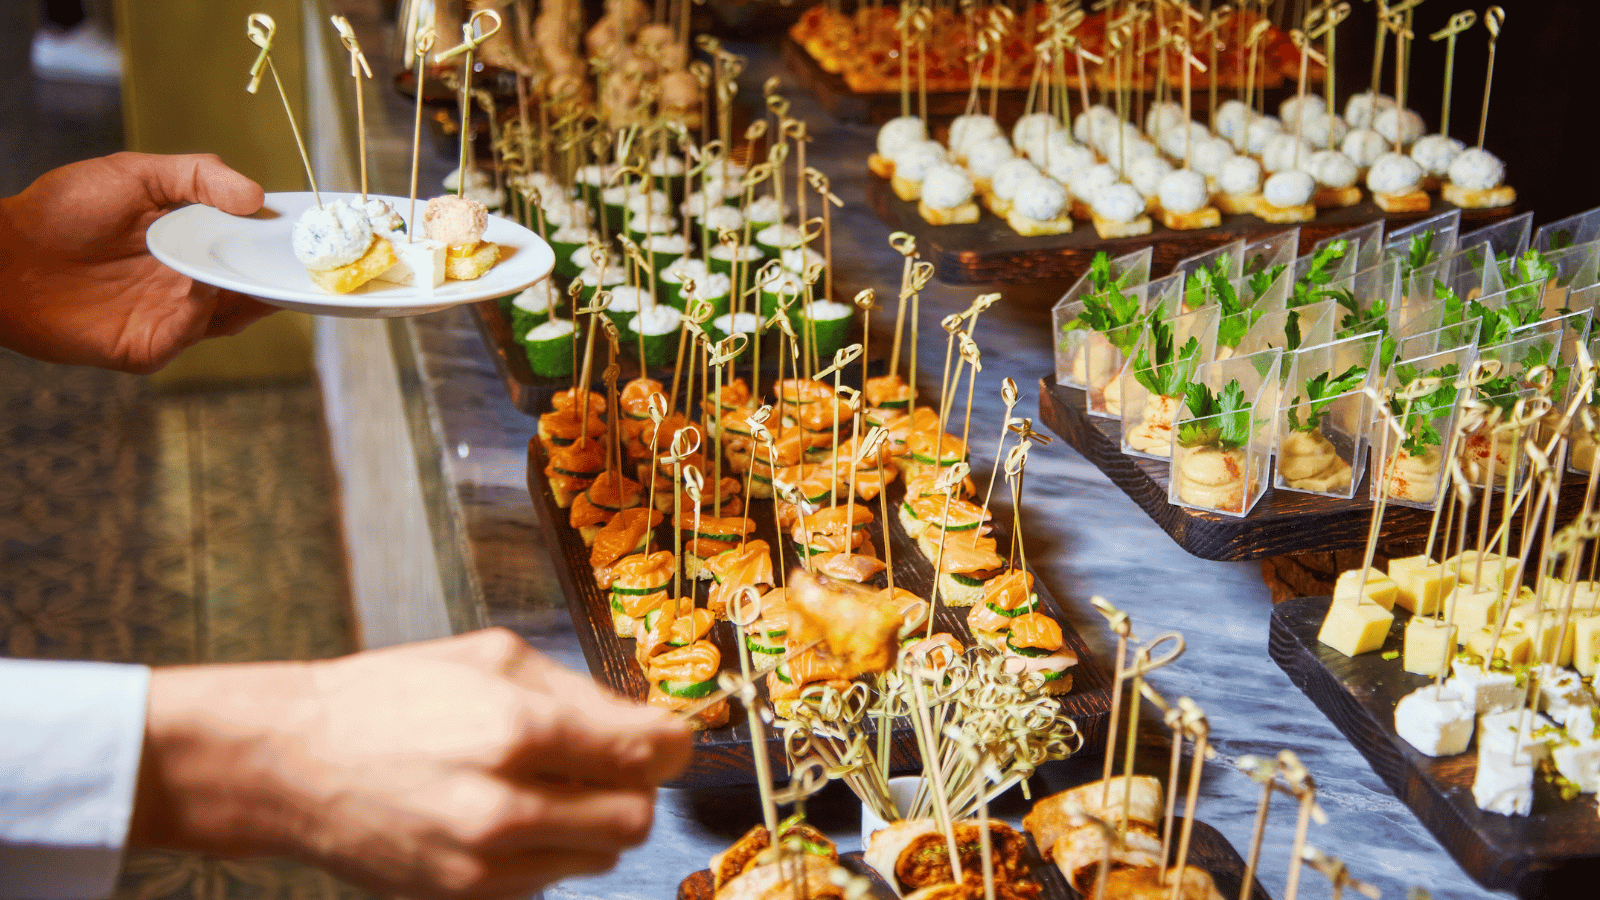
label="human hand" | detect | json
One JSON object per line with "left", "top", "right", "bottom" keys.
{"left": 0, "top": 152, "right": 276, "bottom": 373}
{"left": 132, "top": 628, "right": 693, "bottom": 899}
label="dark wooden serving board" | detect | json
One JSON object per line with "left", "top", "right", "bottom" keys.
{"left": 526, "top": 438, "right": 1113, "bottom": 788}
{"left": 676, "top": 822, "right": 1269, "bottom": 899}
{"left": 869, "top": 177, "right": 1518, "bottom": 286}
{"left": 1037, "top": 377, "right": 1591, "bottom": 562}
{"left": 1269, "top": 597, "right": 1600, "bottom": 898}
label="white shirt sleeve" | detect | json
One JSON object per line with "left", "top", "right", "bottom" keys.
{"left": 0, "top": 659, "right": 150, "bottom": 900}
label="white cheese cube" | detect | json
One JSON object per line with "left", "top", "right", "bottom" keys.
{"left": 1473, "top": 748, "right": 1534, "bottom": 816}
{"left": 1449, "top": 661, "right": 1524, "bottom": 715}
{"left": 1389, "top": 555, "right": 1456, "bottom": 615}
{"left": 1573, "top": 615, "right": 1600, "bottom": 677}
{"left": 376, "top": 238, "right": 447, "bottom": 289}
{"left": 1334, "top": 567, "right": 1399, "bottom": 610}
{"left": 1403, "top": 617, "right": 1456, "bottom": 677}
{"left": 1537, "top": 666, "right": 1596, "bottom": 725}
{"left": 1552, "top": 737, "right": 1600, "bottom": 794}
{"left": 1478, "top": 708, "right": 1556, "bottom": 765}
{"left": 1394, "top": 684, "right": 1474, "bottom": 757}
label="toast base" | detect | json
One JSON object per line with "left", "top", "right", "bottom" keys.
{"left": 1006, "top": 209, "right": 1075, "bottom": 235}
{"left": 1254, "top": 199, "right": 1317, "bottom": 223}
{"left": 867, "top": 153, "right": 895, "bottom": 179}
{"left": 1214, "top": 192, "right": 1262, "bottom": 215}
{"left": 1158, "top": 205, "right": 1221, "bottom": 230}
{"left": 1373, "top": 190, "right": 1431, "bottom": 214}
{"left": 889, "top": 174, "right": 922, "bottom": 202}
{"left": 445, "top": 241, "right": 501, "bottom": 280}
{"left": 1442, "top": 182, "right": 1516, "bottom": 210}
{"left": 917, "top": 199, "right": 981, "bottom": 225}
{"left": 1091, "top": 214, "right": 1153, "bottom": 239}
{"left": 1314, "top": 185, "right": 1363, "bottom": 208}
{"left": 307, "top": 236, "right": 398, "bottom": 294}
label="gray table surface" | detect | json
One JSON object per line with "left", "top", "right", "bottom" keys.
{"left": 381, "top": 39, "right": 1507, "bottom": 900}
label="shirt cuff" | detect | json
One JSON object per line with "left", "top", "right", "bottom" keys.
{"left": 0, "top": 658, "right": 150, "bottom": 900}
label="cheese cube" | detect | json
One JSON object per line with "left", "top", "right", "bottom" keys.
{"left": 1446, "top": 551, "right": 1516, "bottom": 592}
{"left": 1394, "top": 684, "right": 1474, "bottom": 757}
{"left": 1505, "top": 606, "right": 1576, "bottom": 667}
{"left": 1473, "top": 748, "right": 1534, "bottom": 816}
{"left": 1403, "top": 617, "right": 1456, "bottom": 676}
{"left": 1568, "top": 581, "right": 1600, "bottom": 612}
{"left": 376, "top": 237, "right": 447, "bottom": 289}
{"left": 1317, "top": 597, "right": 1395, "bottom": 657}
{"left": 1552, "top": 736, "right": 1600, "bottom": 794}
{"left": 1478, "top": 708, "right": 1556, "bottom": 765}
{"left": 1536, "top": 665, "right": 1595, "bottom": 726}
{"left": 1572, "top": 614, "right": 1600, "bottom": 678}
{"left": 1449, "top": 660, "right": 1523, "bottom": 715}
{"left": 1388, "top": 556, "right": 1457, "bottom": 615}
{"left": 1464, "top": 626, "right": 1533, "bottom": 667}
{"left": 1333, "top": 567, "right": 1399, "bottom": 611}
{"left": 1443, "top": 586, "right": 1504, "bottom": 638}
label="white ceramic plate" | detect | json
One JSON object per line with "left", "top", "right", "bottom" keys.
{"left": 145, "top": 191, "right": 554, "bottom": 318}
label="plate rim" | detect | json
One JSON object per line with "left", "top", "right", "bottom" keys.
{"left": 145, "top": 190, "right": 553, "bottom": 313}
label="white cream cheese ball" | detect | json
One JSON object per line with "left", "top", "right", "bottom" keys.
{"left": 1297, "top": 112, "right": 1349, "bottom": 149}
{"left": 1246, "top": 116, "right": 1284, "bottom": 156}
{"left": 1043, "top": 140, "right": 1097, "bottom": 184}
{"left": 1342, "top": 128, "right": 1388, "bottom": 167}
{"left": 966, "top": 136, "right": 1016, "bottom": 178}
{"left": 1262, "top": 134, "right": 1314, "bottom": 173}
{"left": 1023, "top": 128, "right": 1068, "bottom": 166}
{"left": 1091, "top": 182, "right": 1145, "bottom": 223}
{"left": 1013, "top": 174, "right": 1069, "bottom": 221}
{"left": 1410, "top": 134, "right": 1466, "bottom": 177}
{"left": 361, "top": 198, "right": 405, "bottom": 234}
{"left": 1367, "top": 152, "right": 1424, "bottom": 194}
{"left": 1159, "top": 122, "right": 1211, "bottom": 161}
{"left": 1074, "top": 105, "right": 1119, "bottom": 145}
{"left": 292, "top": 199, "right": 373, "bottom": 270}
{"left": 877, "top": 115, "right": 927, "bottom": 158}
{"left": 1213, "top": 100, "right": 1253, "bottom": 144}
{"left": 1129, "top": 155, "right": 1175, "bottom": 198}
{"left": 1145, "top": 100, "right": 1185, "bottom": 137}
{"left": 1447, "top": 148, "right": 1506, "bottom": 190}
{"left": 1279, "top": 94, "right": 1326, "bottom": 128}
{"left": 1158, "top": 169, "right": 1210, "bottom": 215}
{"left": 1344, "top": 92, "right": 1395, "bottom": 130}
{"left": 990, "top": 158, "right": 1041, "bottom": 201}
{"left": 1306, "top": 150, "right": 1359, "bottom": 189}
{"left": 1012, "top": 112, "right": 1061, "bottom": 149}
{"left": 1070, "top": 163, "right": 1120, "bottom": 201}
{"left": 1107, "top": 138, "right": 1158, "bottom": 174}
{"left": 920, "top": 164, "right": 975, "bottom": 210}
{"left": 892, "top": 140, "right": 948, "bottom": 182}
{"left": 1374, "top": 107, "right": 1426, "bottom": 146}
{"left": 1264, "top": 170, "right": 1315, "bottom": 208}
{"left": 1191, "top": 137, "right": 1235, "bottom": 177}
{"left": 949, "top": 114, "right": 1001, "bottom": 158}
{"left": 1218, "top": 155, "right": 1263, "bottom": 195}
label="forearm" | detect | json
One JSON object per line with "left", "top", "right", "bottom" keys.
{"left": 130, "top": 661, "right": 319, "bottom": 859}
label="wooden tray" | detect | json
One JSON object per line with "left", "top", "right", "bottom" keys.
{"left": 1037, "top": 377, "right": 1592, "bottom": 562}
{"left": 677, "top": 823, "right": 1270, "bottom": 899}
{"left": 526, "top": 437, "right": 1113, "bottom": 788}
{"left": 1269, "top": 597, "right": 1600, "bottom": 898}
{"left": 869, "top": 177, "right": 1518, "bottom": 286}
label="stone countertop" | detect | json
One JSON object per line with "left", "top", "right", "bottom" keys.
{"left": 373, "top": 38, "right": 1507, "bottom": 900}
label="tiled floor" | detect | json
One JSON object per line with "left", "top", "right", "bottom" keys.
{"left": 0, "top": 7, "right": 369, "bottom": 898}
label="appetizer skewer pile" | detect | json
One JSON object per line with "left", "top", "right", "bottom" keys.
{"left": 1055, "top": 205, "right": 1600, "bottom": 519}
{"left": 869, "top": 0, "right": 1516, "bottom": 241}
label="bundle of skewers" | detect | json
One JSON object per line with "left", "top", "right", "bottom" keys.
{"left": 1053, "top": 202, "right": 1600, "bottom": 519}
{"left": 870, "top": 0, "right": 1516, "bottom": 241}
{"left": 791, "top": 2, "right": 1310, "bottom": 97}
{"left": 687, "top": 593, "right": 1453, "bottom": 900}
{"left": 535, "top": 228, "right": 1094, "bottom": 735}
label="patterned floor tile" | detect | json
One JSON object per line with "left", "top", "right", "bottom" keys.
{"left": 196, "top": 390, "right": 335, "bottom": 544}
{"left": 118, "top": 852, "right": 374, "bottom": 900}
{"left": 202, "top": 538, "right": 354, "bottom": 663}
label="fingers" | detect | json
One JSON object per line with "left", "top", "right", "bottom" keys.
{"left": 130, "top": 152, "right": 265, "bottom": 216}
{"left": 466, "top": 780, "right": 657, "bottom": 854}
{"left": 508, "top": 695, "right": 693, "bottom": 789}
{"left": 203, "top": 290, "right": 277, "bottom": 337}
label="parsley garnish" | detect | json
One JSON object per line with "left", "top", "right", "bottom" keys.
{"left": 1178, "top": 380, "right": 1252, "bottom": 450}
{"left": 1549, "top": 229, "right": 1574, "bottom": 252}
{"left": 1197, "top": 270, "right": 1261, "bottom": 350}
{"left": 1290, "top": 240, "right": 1350, "bottom": 308}
{"left": 1063, "top": 252, "right": 1144, "bottom": 355}
{"left": 1287, "top": 365, "right": 1367, "bottom": 432}
{"left": 1498, "top": 248, "right": 1559, "bottom": 301}
{"left": 1132, "top": 308, "right": 1202, "bottom": 399}
{"left": 1388, "top": 363, "right": 1462, "bottom": 456}
{"left": 1401, "top": 230, "right": 1438, "bottom": 279}
{"left": 1335, "top": 288, "right": 1388, "bottom": 341}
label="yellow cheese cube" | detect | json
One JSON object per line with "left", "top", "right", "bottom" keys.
{"left": 1334, "top": 567, "right": 1399, "bottom": 611}
{"left": 1463, "top": 626, "right": 1533, "bottom": 667}
{"left": 1506, "top": 604, "right": 1577, "bottom": 667}
{"left": 1552, "top": 580, "right": 1600, "bottom": 613}
{"left": 1572, "top": 615, "right": 1600, "bottom": 678}
{"left": 1388, "top": 555, "right": 1457, "bottom": 616}
{"left": 1403, "top": 617, "right": 1457, "bottom": 676}
{"left": 1443, "top": 586, "right": 1503, "bottom": 639}
{"left": 1318, "top": 598, "right": 1395, "bottom": 657}
{"left": 1445, "top": 551, "right": 1516, "bottom": 592}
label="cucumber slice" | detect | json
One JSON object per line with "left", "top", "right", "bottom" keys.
{"left": 951, "top": 571, "right": 990, "bottom": 588}
{"left": 1005, "top": 636, "right": 1051, "bottom": 657}
{"left": 658, "top": 678, "right": 718, "bottom": 699}
{"left": 613, "top": 581, "right": 669, "bottom": 596}
{"left": 985, "top": 595, "right": 1040, "bottom": 618}
{"left": 643, "top": 608, "right": 663, "bottom": 632}
{"left": 747, "top": 633, "right": 786, "bottom": 655}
